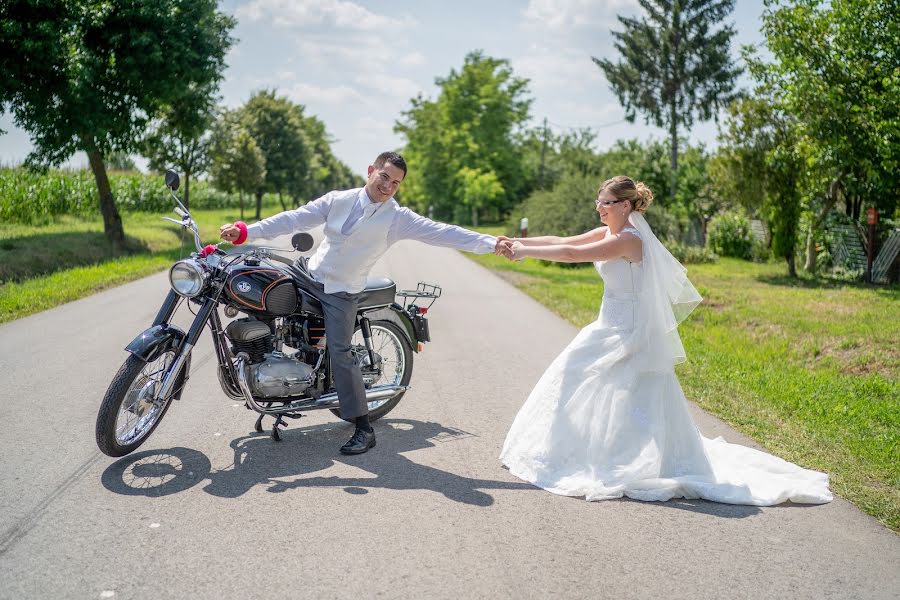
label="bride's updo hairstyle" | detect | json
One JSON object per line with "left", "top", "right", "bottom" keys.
{"left": 599, "top": 176, "right": 654, "bottom": 213}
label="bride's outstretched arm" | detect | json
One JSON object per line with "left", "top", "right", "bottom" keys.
{"left": 499, "top": 226, "right": 607, "bottom": 247}
{"left": 510, "top": 232, "right": 641, "bottom": 263}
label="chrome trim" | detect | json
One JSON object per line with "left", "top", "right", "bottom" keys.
{"left": 156, "top": 342, "right": 193, "bottom": 401}
{"left": 169, "top": 259, "right": 209, "bottom": 298}
{"left": 234, "top": 353, "right": 408, "bottom": 415}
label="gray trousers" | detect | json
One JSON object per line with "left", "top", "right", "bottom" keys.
{"left": 289, "top": 265, "right": 368, "bottom": 420}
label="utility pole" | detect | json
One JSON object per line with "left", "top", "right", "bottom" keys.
{"left": 539, "top": 117, "right": 548, "bottom": 188}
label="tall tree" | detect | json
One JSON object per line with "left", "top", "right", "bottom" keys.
{"left": 142, "top": 82, "right": 219, "bottom": 210}
{"left": 209, "top": 112, "right": 266, "bottom": 221}
{"left": 396, "top": 51, "right": 532, "bottom": 223}
{"left": 0, "top": 0, "right": 234, "bottom": 248}
{"left": 714, "top": 96, "right": 805, "bottom": 276}
{"left": 757, "top": 0, "right": 900, "bottom": 227}
{"left": 299, "top": 112, "right": 361, "bottom": 200}
{"left": 238, "top": 90, "right": 311, "bottom": 218}
{"left": 594, "top": 0, "right": 742, "bottom": 202}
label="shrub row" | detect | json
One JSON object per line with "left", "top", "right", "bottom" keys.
{"left": 505, "top": 172, "right": 718, "bottom": 264}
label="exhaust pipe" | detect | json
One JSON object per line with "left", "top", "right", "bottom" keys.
{"left": 235, "top": 354, "right": 408, "bottom": 415}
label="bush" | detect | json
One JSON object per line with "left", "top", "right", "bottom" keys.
{"left": 666, "top": 242, "right": 718, "bottom": 264}
{"left": 706, "top": 210, "right": 755, "bottom": 259}
{"left": 505, "top": 172, "right": 600, "bottom": 238}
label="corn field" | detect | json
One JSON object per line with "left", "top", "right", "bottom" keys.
{"left": 0, "top": 168, "right": 237, "bottom": 225}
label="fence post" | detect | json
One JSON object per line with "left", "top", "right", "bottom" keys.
{"left": 866, "top": 208, "right": 878, "bottom": 283}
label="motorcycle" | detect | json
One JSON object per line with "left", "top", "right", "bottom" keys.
{"left": 95, "top": 170, "right": 440, "bottom": 457}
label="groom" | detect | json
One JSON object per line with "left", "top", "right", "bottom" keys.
{"left": 221, "top": 152, "right": 513, "bottom": 455}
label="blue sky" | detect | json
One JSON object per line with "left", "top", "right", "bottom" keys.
{"left": 0, "top": 0, "right": 767, "bottom": 174}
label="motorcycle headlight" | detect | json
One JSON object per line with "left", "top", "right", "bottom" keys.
{"left": 169, "top": 259, "right": 208, "bottom": 297}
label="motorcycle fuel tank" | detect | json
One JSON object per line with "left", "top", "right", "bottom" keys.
{"left": 224, "top": 265, "right": 298, "bottom": 316}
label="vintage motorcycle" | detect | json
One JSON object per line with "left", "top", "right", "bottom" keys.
{"left": 95, "top": 170, "right": 440, "bottom": 457}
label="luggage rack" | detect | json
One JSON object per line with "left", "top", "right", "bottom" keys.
{"left": 396, "top": 282, "right": 442, "bottom": 311}
{"left": 397, "top": 283, "right": 440, "bottom": 344}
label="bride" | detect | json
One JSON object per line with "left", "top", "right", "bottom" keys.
{"left": 498, "top": 176, "right": 832, "bottom": 505}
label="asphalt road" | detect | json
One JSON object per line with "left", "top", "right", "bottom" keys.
{"left": 0, "top": 238, "right": 897, "bottom": 599}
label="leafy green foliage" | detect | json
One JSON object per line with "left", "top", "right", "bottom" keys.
{"left": 594, "top": 0, "right": 742, "bottom": 199}
{"left": 706, "top": 210, "right": 755, "bottom": 259}
{"left": 210, "top": 91, "right": 360, "bottom": 218}
{"left": 713, "top": 95, "right": 805, "bottom": 274}
{"left": 142, "top": 81, "right": 220, "bottom": 210}
{"left": 395, "top": 51, "right": 532, "bottom": 223}
{"left": 757, "top": 0, "right": 900, "bottom": 220}
{"left": 0, "top": 0, "right": 235, "bottom": 246}
{"left": 209, "top": 110, "right": 266, "bottom": 219}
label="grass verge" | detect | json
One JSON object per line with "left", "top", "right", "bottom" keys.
{"left": 467, "top": 252, "right": 900, "bottom": 531}
{"left": 0, "top": 207, "right": 279, "bottom": 323}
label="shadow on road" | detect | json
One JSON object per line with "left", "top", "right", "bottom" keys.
{"left": 100, "top": 418, "right": 536, "bottom": 507}
{"left": 621, "top": 497, "right": 762, "bottom": 519}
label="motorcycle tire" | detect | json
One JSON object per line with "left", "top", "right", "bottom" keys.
{"left": 330, "top": 320, "right": 413, "bottom": 422}
{"left": 96, "top": 351, "right": 187, "bottom": 457}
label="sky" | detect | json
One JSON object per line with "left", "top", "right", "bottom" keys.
{"left": 0, "top": 0, "right": 767, "bottom": 174}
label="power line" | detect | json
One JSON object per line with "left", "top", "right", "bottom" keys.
{"left": 546, "top": 118, "right": 628, "bottom": 131}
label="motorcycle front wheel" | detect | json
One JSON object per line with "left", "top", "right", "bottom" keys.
{"left": 330, "top": 320, "right": 413, "bottom": 422}
{"left": 95, "top": 351, "right": 187, "bottom": 457}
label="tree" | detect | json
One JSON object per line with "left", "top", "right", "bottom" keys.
{"left": 396, "top": 51, "right": 532, "bottom": 223}
{"left": 457, "top": 167, "right": 504, "bottom": 227}
{"left": 301, "top": 112, "right": 362, "bottom": 199}
{"left": 713, "top": 96, "right": 804, "bottom": 275}
{"left": 594, "top": 0, "right": 742, "bottom": 202}
{"left": 0, "top": 0, "right": 234, "bottom": 248}
{"left": 209, "top": 111, "right": 266, "bottom": 220}
{"left": 142, "top": 82, "right": 219, "bottom": 210}
{"left": 757, "top": 0, "right": 900, "bottom": 233}
{"left": 238, "top": 90, "right": 311, "bottom": 218}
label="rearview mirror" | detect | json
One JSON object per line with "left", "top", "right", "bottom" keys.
{"left": 291, "top": 233, "right": 314, "bottom": 252}
{"left": 165, "top": 169, "right": 180, "bottom": 191}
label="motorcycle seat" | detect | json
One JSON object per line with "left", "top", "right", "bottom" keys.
{"left": 300, "top": 276, "right": 397, "bottom": 315}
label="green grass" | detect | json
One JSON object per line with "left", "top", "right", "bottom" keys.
{"left": 0, "top": 207, "right": 281, "bottom": 323}
{"left": 467, "top": 252, "right": 900, "bottom": 531}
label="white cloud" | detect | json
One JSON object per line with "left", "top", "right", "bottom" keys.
{"left": 398, "top": 51, "right": 426, "bottom": 67}
{"left": 236, "top": 0, "right": 415, "bottom": 31}
{"left": 523, "top": 0, "right": 637, "bottom": 31}
{"left": 285, "top": 82, "right": 368, "bottom": 106}
{"left": 353, "top": 73, "right": 422, "bottom": 103}
{"left": 514, "top": 45, "right": 598, "bottom": 90}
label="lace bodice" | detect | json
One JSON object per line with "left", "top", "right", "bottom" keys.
{"left": 594, "top": 227, "right": 642, "bottom": 330}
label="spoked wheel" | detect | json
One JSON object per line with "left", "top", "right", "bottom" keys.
{"left": 95, "top": 351, "right": 187, "bottom": 457}
{"left": 330, "top": 320, "right": 413, "bottom": 422}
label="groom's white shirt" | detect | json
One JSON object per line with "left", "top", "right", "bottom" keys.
{"left": 245, "top": 187, "right": 497, "bottom": 294}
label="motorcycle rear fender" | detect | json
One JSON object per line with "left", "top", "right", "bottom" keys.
{"left": 126, "top": 324, "right": 187, "bottom": 363}
{"left": 366, "top": 304, "right": 420, "bottom": 352}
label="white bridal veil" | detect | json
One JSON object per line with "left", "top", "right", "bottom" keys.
{"left": 628, "top": 211, "right": 703, "bottom": 373}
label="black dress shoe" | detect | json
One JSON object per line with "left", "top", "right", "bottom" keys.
{"left": 340, "top": 427, "right": 376, "bottom": 455}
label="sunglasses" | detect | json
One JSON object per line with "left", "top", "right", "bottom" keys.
{"left": 595, "top": 198, "right": 627, "bottom": 208}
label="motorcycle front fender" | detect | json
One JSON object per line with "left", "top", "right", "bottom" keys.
{"left": 126, "top": 324, "right": 187, "bottom": 363}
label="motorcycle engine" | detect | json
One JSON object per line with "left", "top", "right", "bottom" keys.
{"left": 226, "top": 318, "right": 315, "bottom": 398}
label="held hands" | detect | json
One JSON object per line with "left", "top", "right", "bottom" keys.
{"left": 494, "top": 236, "right": 525, "bottom": 261}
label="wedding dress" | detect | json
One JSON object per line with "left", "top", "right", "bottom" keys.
{"left": 500, "top": 214, "right": 832, "bottom": 505}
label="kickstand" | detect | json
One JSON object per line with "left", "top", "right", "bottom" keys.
{"left": 271, "top": 415, "right": 288, "bottom": 441}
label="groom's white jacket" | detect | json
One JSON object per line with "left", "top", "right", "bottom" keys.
{"left": 245, "top": 187, "right": 497, "bottom": 294}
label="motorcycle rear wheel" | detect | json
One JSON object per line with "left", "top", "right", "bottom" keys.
{"left": 96, "top": 351, "right": 187, "bottom": 457}
{"left": 330, "top": 320, "right": 413, "bottom": 422}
